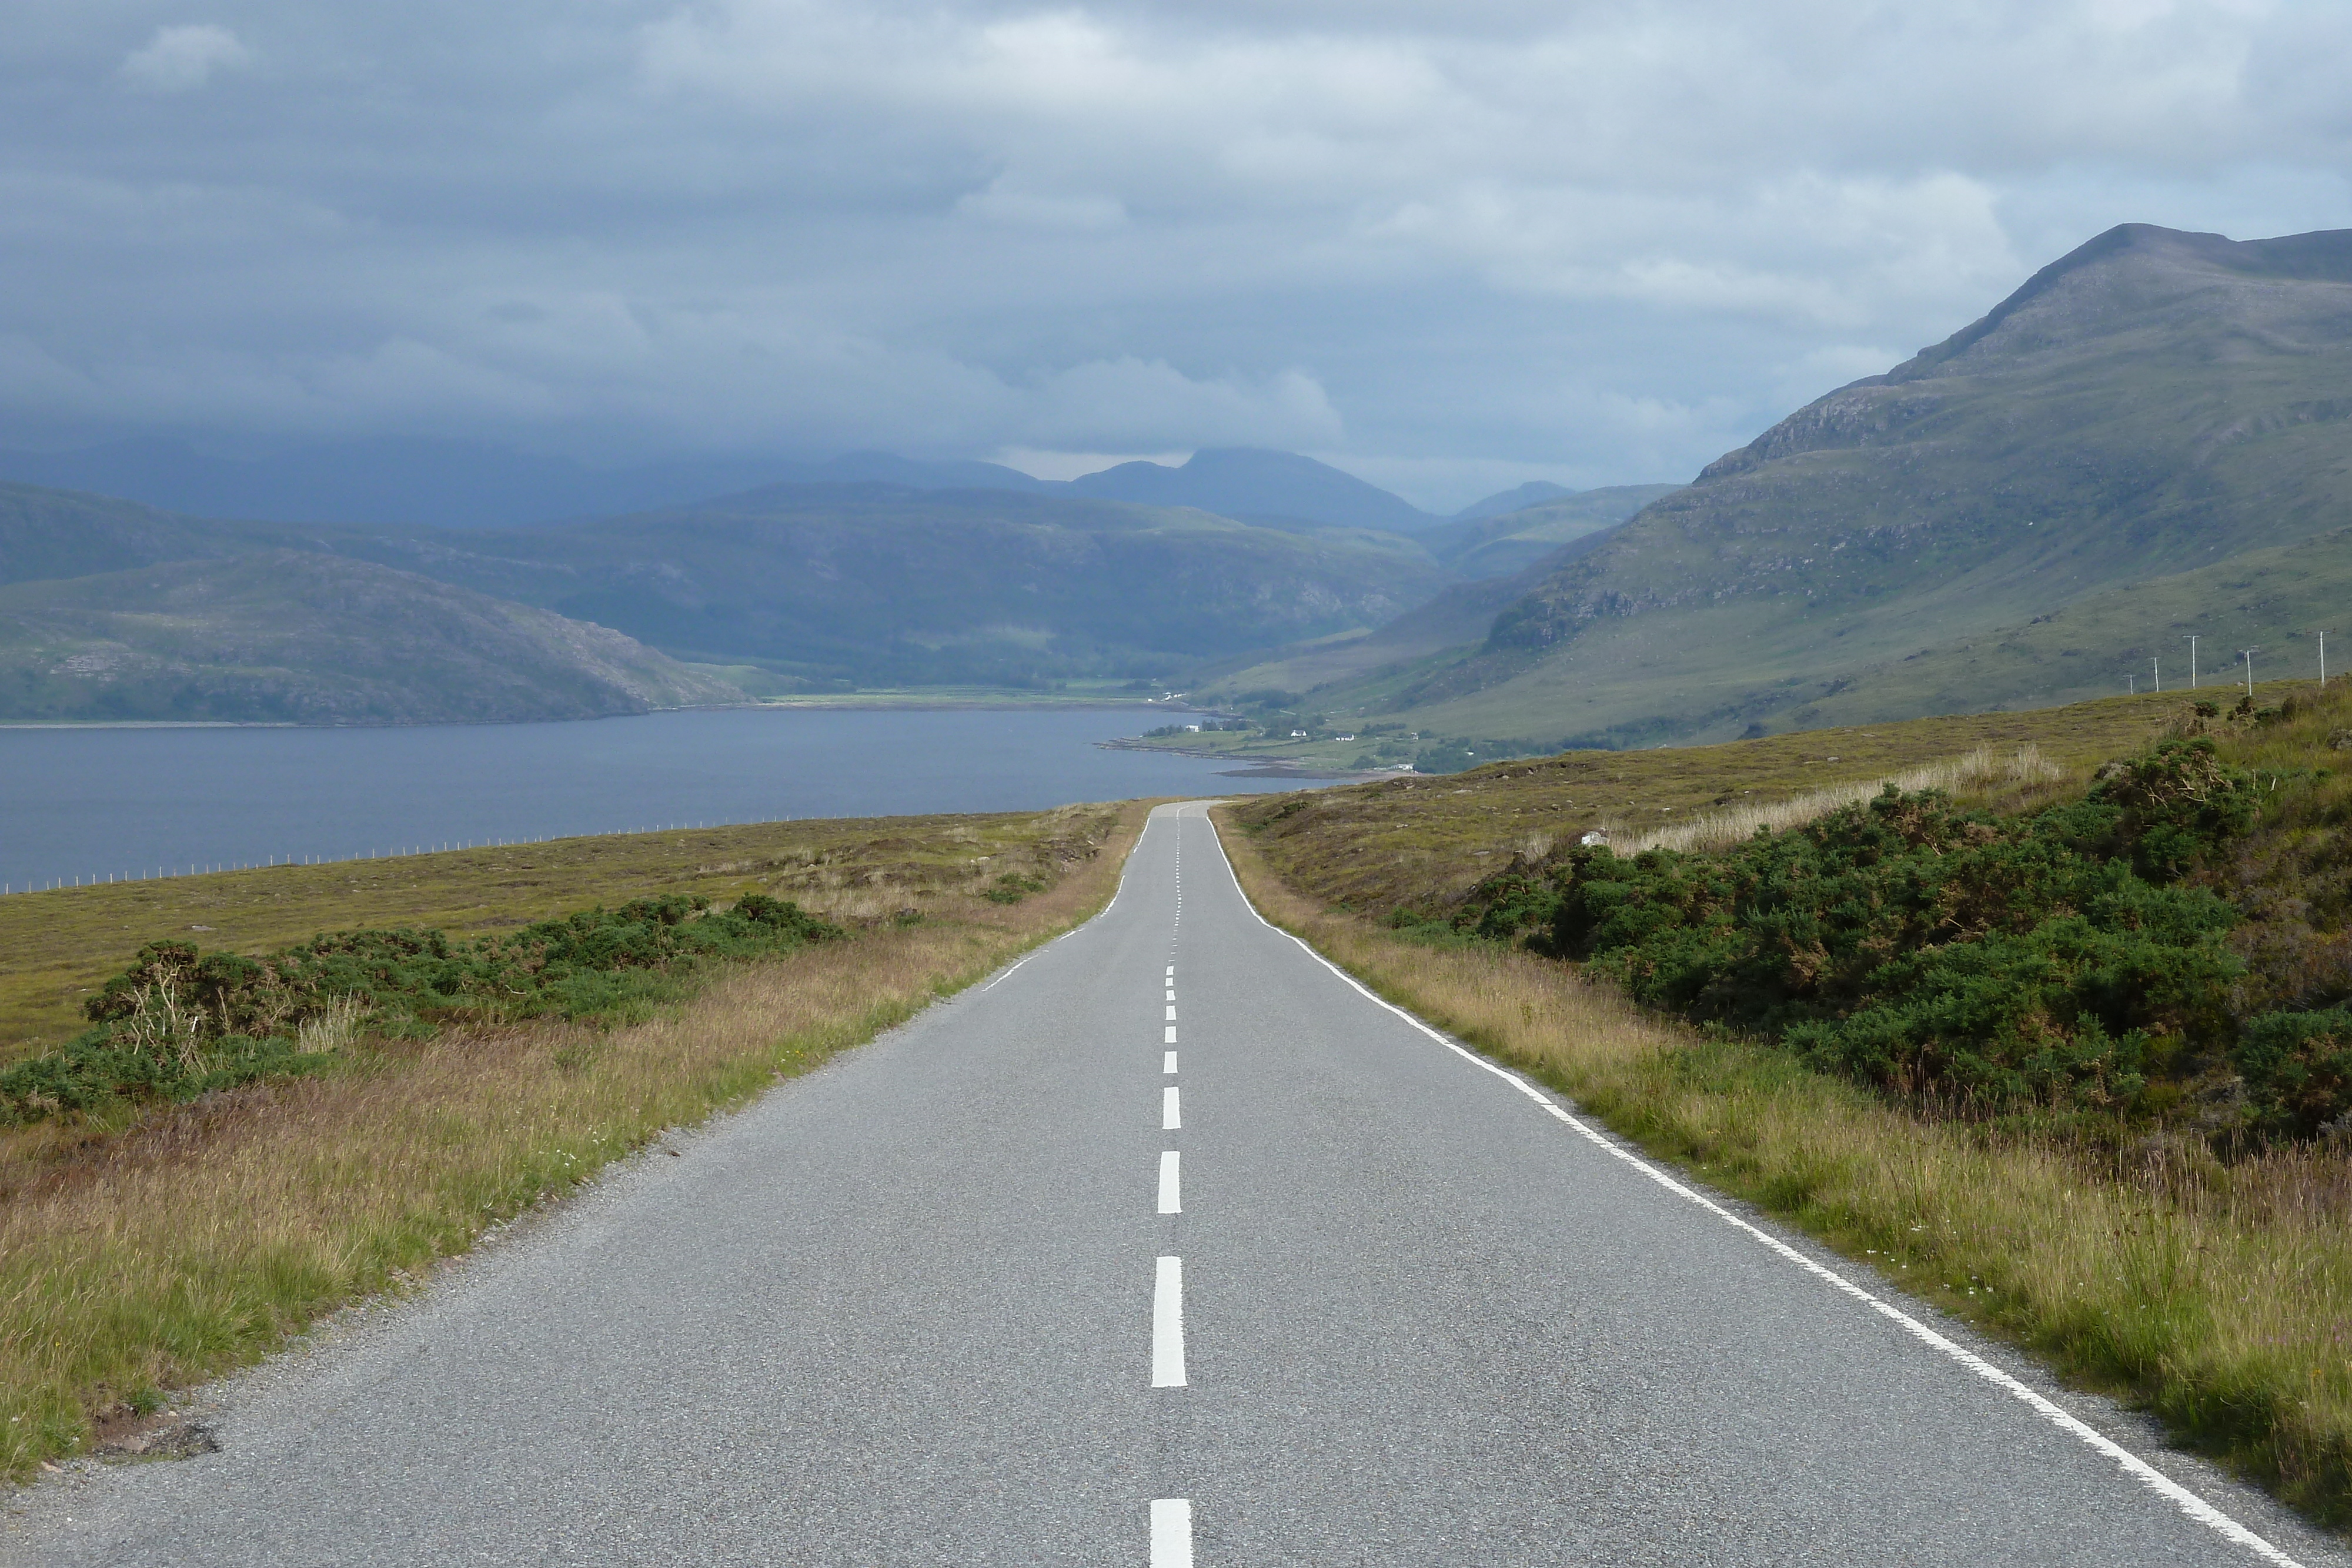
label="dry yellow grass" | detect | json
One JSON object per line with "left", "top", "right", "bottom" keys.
{"left": 1231, "top": 687, "right": 2183, "bottom": 913}
{"left": 0, "top": 806, "right": 1111, "bottom": 1063}
{"left": 1613, "top": 744, "right": 2062, "bottom": 854}
{"left": 0, "top": 802, "right": 1147, "bottom": 1477}
{"left": 1214, "top": 805, "right": 2352, "bottom": 1524}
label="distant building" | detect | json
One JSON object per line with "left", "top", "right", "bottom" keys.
{"left": 1335, "top": 734, "right": 1354, "bottom": 741}
{"left": 1289, "top": 729, "right": 1308, "bottom": 738}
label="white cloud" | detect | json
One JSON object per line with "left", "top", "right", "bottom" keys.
{"left": 118, "top": 24, "right": 252, "bottom": 93}
{"left": 1, "top": 1, "right": 2344, "bottom": 487}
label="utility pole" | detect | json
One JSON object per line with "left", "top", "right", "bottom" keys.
{"left": 2151, "top": 657, "right": 2159, "bottom": 693}
{"left": 2128, "top": 675, "right": 2136, "bottom": 695}
{"left": 2243, "top": 647, "right": 2259, "bottom": 697}
{"left": 2323, "top": 631, "right": 2330, "bottom": 687}
{"left": 2184, "top": 634, "right": 2198, "bottom": 690}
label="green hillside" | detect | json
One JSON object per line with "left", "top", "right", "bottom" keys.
{"left": 1788, "top": 527, "right": 2348, "bottom": 727}
{"left": 1186, "top": 486, "right": 1679, "bottom": 707}
{"left": 0, "top": 482, "right": 303, "bottom": 587}
{"left": 0, "top": 552, "right": 734, "bottom": 724}
{"left": 1277, "top": 223, "right": 2352, "bottom": 754}
{"left": 1416, "top": 483, "right": 1682, "bottom": 580}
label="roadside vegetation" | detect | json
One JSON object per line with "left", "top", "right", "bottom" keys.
{"left": 0, "top": 811, "right": 1107, "bottom": 1062}
{"left": 1221, "top": 680, "right": 2352, "bottom": 1523}
{"left": 0, "top": 801, "right": 1138, "bottom": 1479}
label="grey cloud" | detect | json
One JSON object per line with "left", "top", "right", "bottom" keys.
{"left": 4, "top": 1, "right": 2348, "bottom": 510}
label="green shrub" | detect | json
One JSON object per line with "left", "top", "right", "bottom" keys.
{"left": 2230, "top": 1008, "right": 2352, "bottom": 1140}
{"left": 984, "top": 872, "right": 1048, "bottom": 904}
{"left": 0, "top": 894, "right": 842, "bottom": 1124}
{"left": 1452, "top": 739, "right": 2350, "bottom": 1132}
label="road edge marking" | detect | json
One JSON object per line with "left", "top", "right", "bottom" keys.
{"left": 1185, "top": 803, "right": 2306, "bottom": 1568}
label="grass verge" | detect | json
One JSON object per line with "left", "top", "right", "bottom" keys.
{"left": 1212, "top": 803, "right": 2352, "bottom": 1527}
{"left": 0, "top": 809, "right": 1111, "bottom": 1062}
{"left": 0, "top": 801, "right": 1147, "bottom": 1479}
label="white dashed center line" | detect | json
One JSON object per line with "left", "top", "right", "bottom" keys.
{"left": 1163, "top": 1050, "right": 1178, "bottom": 1074}
{"left": 1164, "top": 1025, "right": 1177, "bottom": 1044}
{"left": 1151, "top": 1256, "right": 1188, "bottom": 1387}
{"left": 1162, "top": 1085, "right": 1181, "bottom": 1129}
{"left": 1165, "top": 1004, "right": 1177, "bottom": 1021}
{"left": 1158, "top": 1150, "right": 1181, "bottom": 1214}
{"left": 1150, "top": 1498, "right": 1193, "bottom": 1567}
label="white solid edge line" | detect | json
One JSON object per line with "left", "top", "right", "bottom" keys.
{"left": 1150, "top": 1498, "right": 1193, "bottom": 1567}
{"left": 1187, "top": 805, "right": 2305, "bottom": 1568}
{"left": 1162, "top": 1085, "right": 1181, "bottom": 1130}
{"left": 978, "top": 951, "right": 1037, "bottom": 992}
{"left": 978, "top": 808, "right": 1174, "bottom": 992}
{"left": 1159, "top": 1149, "right": 1182, "bottom": 1214}
{"left": 1152, "top": 1256, "right": 1187, "bottom": 1387}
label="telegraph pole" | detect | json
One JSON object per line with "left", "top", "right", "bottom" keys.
{"left": 2323, "top": 631, "right": 2330, "bottom": 687}
{"left": 2151, "top": 657, "right": 2159, "bottom": 693}
{"left": 2184, "top": 634, "right": 2198, "bottom": 690}
{"left": 2243, "top": 647, "right": 2259, "bottom": 697}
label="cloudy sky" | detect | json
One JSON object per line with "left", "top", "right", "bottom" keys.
{"left": 4, "top": 2, "right": 2347, "bottom": 509}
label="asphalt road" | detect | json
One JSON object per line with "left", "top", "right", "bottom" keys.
{"left": 11, "top": 801, "right": 2347, "bottom": 1566}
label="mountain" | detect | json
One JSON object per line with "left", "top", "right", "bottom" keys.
{"left": 2, "top": 476, "right": 1452, "bottom": 690}
{"left": 293, "top": 482, "right": 1448, "bottom": 687}
{"left": 1061, "top": 448, "right": 1434, "bottom": 531}
{"left": 1788, "top": 526, "right": 2351, "bottom": 728}
{"left": 0, "top": 437, "right": 1435, "bottom": 534}
{"left": 1449, "top": 481, "right": 1575, "bottom": 523}
{"left": 0, "top": 480, "right": 299, "bottom": 584}
{"left": 1278, "top": 222, "right": 2352, "bottom": 751}
{"left": 0, "top": 551, "right": 734, "bottom": 724}
{"left": 1415, "top": 484, "right": 1684, "bottom": 580}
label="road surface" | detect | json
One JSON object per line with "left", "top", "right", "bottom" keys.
{"left": 8, "top": 802, "right": 2343, "bottom": 1566}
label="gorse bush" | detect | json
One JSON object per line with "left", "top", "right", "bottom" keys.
{"left": 1456, "top": 739, "right": 2350, "bottom": 1138}
{"left": 984, "top": 872, "right": 1048, "bottom": 904}
{"left": 0, "top": 893, "right": 841, "bottom": 1122}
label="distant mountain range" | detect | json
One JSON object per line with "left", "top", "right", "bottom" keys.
{"left": 1208, "top": 222, "right": 2352, "bottom": 751}
{"left": 34, "top": 225, "right": 2344, "bottom": 743}
{"left": 0, "top": 436, "right": 1677, "bottom": 721}
{"left": 0, "top": 436, "right": 1583, "bottom": 537}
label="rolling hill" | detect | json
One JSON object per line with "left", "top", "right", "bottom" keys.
{"left": 0, "top": 476, "right": 1458, "bottom": 698}
{"left": 1061, "top": 447, "right": 1435, "bottom": 531}
{"left": 0, "top": 551, "right": 735, "bottom": 724}
{"left": 310, "top": 482, "right": 1452, "bottom": 687}
{"left": 1234, "top": 223, "right": 2352, "bottom": 753}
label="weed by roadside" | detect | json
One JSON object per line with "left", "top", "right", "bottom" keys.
{"left": 1215, "top": 805, "right": 2352, "bottom": 1524}
{"left": 0, "top": 895, "right": 841, "bottom": 1122}
{"left": 0, "top": 801, "right": 1141, "bottom": 1479}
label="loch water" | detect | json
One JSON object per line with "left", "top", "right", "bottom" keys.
{"left": 0, "top": 707, "right": 1317, "bottom": 891}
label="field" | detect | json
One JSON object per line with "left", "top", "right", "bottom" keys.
{"left": 0, "top": 809, "right": 1112, "bottom": 1065}
{"left": 1228, "top": 685, "right": 2193, "bottom": 913}
{"left": 1218, "top": 676, "right": 2352, "bottom": 1523}
{"left": 0, "top": 801, "right": 1142, "bottom": 1476}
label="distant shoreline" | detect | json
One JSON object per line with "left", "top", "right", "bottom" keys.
{"left": 1095, "top": 737, "right": 1406, "bottom": 781}
{"left": 0, "top": 721, "right": 301, "bottom": 730}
